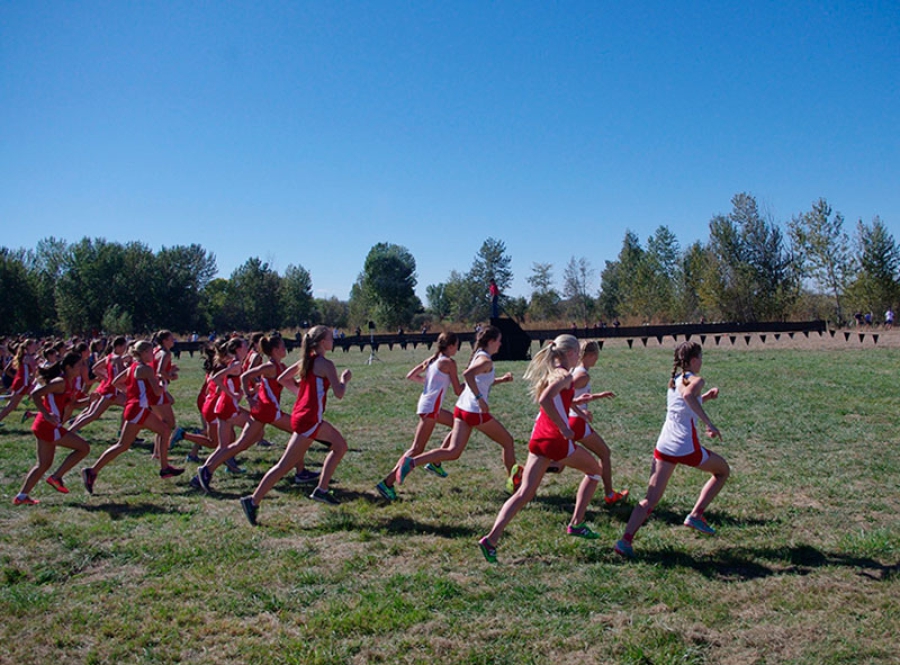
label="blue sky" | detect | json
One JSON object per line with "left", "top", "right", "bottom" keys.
{"left": 2, "top": 1, "right": 898, "bottom": 301}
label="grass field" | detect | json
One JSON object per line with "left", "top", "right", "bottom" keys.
{"left": 1, "top": 336, "right": 898, "bottom": 664}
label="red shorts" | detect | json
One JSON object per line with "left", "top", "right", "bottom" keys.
{"left": 568, "top": 416, "right": 592, "bottom": 440}
{"left": 291, "top": 411, "right": 321, "bottom": 438}
{"left": 154, "top": 391, "right": 174, "bottom": 406}
{"left": 251, "top": 402, "right": 285, "bottom": 425}
{"left": 528, "top": 435, "right": 575, "bottom": 461}
{"left": 123, "top": 403, "right": 151, "bottom": 425}
{"left": 32, "top": 416, "right": 68, "bottom": 443}
{"left": 214, "top": 398, "right": 238, "bottom": 421}
{"left": 453, "top": 406, "right": 493, "bottom": 428}
{"left": 654, "top": 446, "right": 709, "bottom": 468}
{"left": 8, "top": 382, "right": 28, "bottom": 397}
{"left": 418, "top": 402, "right": 441, "bottom": 420}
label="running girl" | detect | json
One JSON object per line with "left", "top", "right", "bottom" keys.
{"left": 150, "top": 331, "right": 179, "bottom": 458}
{"left": 561, "top": 340, "right": 628, "bottom": 506}
{"left": 12, "top": 352, "right": 91, "bottom": 505}
{"left": 614, "top": 341, "right": 728, "bottom": 558}
{"left": 81, "top": 341, "right": 184, "bottom": 494}
{"left": 394, "top": 325, "right": 520, "bottom": 494}
{"left": 68, "top": 336, "right": 129, "bottom": 433}
{"left": 0, "top": 339, "right": 39, "bottom": 425}
{"left": 240, "top": 325, "right": 351, "bottom": 524}
{"left": 196, "top": 333, "right": 312, "bottom": 491}
{"left": 375, "top": 332, "right": 463, "bottom": 501}
{"left": 210, "top": 337, "right": 251, "bottom": 452}
{"left": 477, "top": 335, "right": 606, "bottom": 563}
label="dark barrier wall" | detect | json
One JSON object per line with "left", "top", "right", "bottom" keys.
{"left": 170, "top": 320, "right": 829, "bottom": 361}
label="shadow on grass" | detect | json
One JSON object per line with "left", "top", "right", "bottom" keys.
{"left": 531, "top": 495, "right": 772, "bottom": 530}
{"left": 75, "top": 501, "right": 177, "bottom": 520}
{"left": 368, "top": 514, "right": 479, "bottom": 539}
{"left": 628, "top": 543, "right": 899, "bottom": 583}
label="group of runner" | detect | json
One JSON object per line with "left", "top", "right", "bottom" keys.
{"left": 2, "top": 326, "right": 728, "bottom": 561}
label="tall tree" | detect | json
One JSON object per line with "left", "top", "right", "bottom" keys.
{"left": 788, "top": 198, "right": 852, "bottom": 323}
{"left": 679, "top": 240, "right": 709, "bottom": 321}
{"left": 598, "top": 230, "right": 644, "bottom": 320}
{"left": 846, "top": 216, "right": 899, "bottom": 313}
{"left": 563, "top": 256, "right": 594, "bottom": 324}
{"left": 229, "top": 257, "right": 283, "bottom": 331}
{"left": 425, "top": 282, "right": 452, "bottom": 321}
{"left": 25, "top": 236, "right": 70, "bottom": 331}
{"left": 468, "top": 237, "right": 513, "bottom": 319}
{"left": 703, "top": 193, "right": 799, "bottom": 321}
{"left": 281, "top": 263, "right": 314, "bottom": 328}
{"left": 154, "top": 244, "right": 217, "bottom": 331}
{"left": 527, "top": 262, "right": 561, "bottom": 322}
{"left": 55, "top": 238, "right": 128, "bottom": 333}
{"left": 443, "top": 269, "right": 483, "bottom": 323}
{"left": 0, "top": 248, "right": 41, "bottom": 333}
{"left": 643, "top": 225, "right": 682, "bottom": 322}
{"left": 360, "top": 243, "right": 421, "bottom": 329}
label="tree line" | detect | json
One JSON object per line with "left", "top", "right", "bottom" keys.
{"left": 1, "top": 193, "right": 897, "bottom": 336}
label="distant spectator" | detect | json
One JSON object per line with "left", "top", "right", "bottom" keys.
{"left": 489, "top": 279, "right": 500, "bottom": 318}
{"left": 885, "top": 308, "right": 895, "bottom": 330}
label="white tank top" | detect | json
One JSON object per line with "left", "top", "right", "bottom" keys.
{"left": 455, "top": 350, "right": 494, "bottom": 413}
{"left": 655, "top": 372, "right": 703, "bottom": 457}
{"left": 568, "top": 366, "right": 591, "bottom": 418}
{"left": 416, "top": 355, "right": 451, "bottom": 415}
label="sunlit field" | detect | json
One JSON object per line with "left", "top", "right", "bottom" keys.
{"left": 1, "top": 334, "right": 898, "bottom": 664}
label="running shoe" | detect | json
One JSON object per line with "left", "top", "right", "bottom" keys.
{"left": 505, "top": 464, "right": 523, "bottom": 494}
{"left": 169, "top": 427, "right": 185, "bottom": 450}
{"left": 478, "top": 536, "right": 498, "bottom": 564}
{"left": 46, "top": 475, "right": 69, "bottom": 494}
{"left": 240, "top": 496, "right": 258, "bottom": 525}
{"left": 81, "top": 467, "right": 96, "bottom": 495}
{"left": 566, "top": 523, "right": 600, "bottom": 539}
{"left": 684, "top": 514, "right": 716, "bottom": 535}
{"left": 225, "top": 458, "right": 246, "bottom": 474}
{"left": 159, "top": 465, "right": 185, "bottom": 479}
{"left": 395, "top": 456, "right": 414, "bottom": 485}
{"left": 293, "top": 469, "right": 320, "bottom": 485}
{"left": 375, "top": 481, "right": 397, "bottom": 501}
{"left": 604, "top": 489, "right": 629, "bottom": 506}
{"left": 309, "top": 488, "right": 340, "bottom": 505}
{"left": 257, "top": 438, "right": 274, "bottom": 447}
{"left": 185, "top": 454, "right": 202, "bottom": 463}
{"left": 197, "top": 465, "right": 213, "bottom": 492}
{"left": 424, "top": 462, "right": 448, "bottom": 478}
{"left": 614, "top": 539, "right": 635, "bottom": 558}
{"left": 13, "top": 495, "right": 40, "bottom": 505}
{"left": 188, "top": 476, "right": 202, "bottom": 490}
{"left": 20, "top": 410, "right": 33, "bottom": 423}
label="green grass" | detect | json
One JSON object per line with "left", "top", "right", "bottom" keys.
{"left": 1, "top": 341, "right": 898, "bottom": 664}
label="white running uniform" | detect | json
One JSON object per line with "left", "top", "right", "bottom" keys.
{"left": 455, "top": 350, "right": 494, "bottom": 413}
{"left": 568, "top": 366, "right": 591, "bottom": 418}
{"left": 654, "top": 372, "right": 706, "bottom": 464}
{"left": 416, "top": 355, "right": 451, "bottom": 417}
